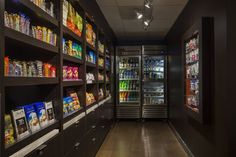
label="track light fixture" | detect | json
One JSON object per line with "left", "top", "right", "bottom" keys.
{"left": 144, "top": 0, "right": 152, "bottom": 9}
{"left": 135, "top": 10, "right": 143, "bottom": 19}
{"left": 143, "top": 17, "right": 153, "bottom": 26}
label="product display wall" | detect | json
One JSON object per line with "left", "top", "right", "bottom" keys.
{"left": 0, "top": 0, "right": 114, "bottom": 157}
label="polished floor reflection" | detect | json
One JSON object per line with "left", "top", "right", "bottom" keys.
{"left": 96, "top": 121, "right": 188, "bottom": 157}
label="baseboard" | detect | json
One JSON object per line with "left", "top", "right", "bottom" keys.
{"left": 168, "top": 121, "right": 195, "bottom": 157}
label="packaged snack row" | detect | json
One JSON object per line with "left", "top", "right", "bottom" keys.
{"left": 5, "top": 101, "right": 55, "bottom": 146}
{"left": 4, "top": 11, "right": 30, "bottom": 35}
{"left": 30, "top": 0, "right": 55, "bottom": 17}
{"left": 63, "top": 38, "right": 82, "bottom": 59}
{"left": 63, "top": 0, "right": 83, "bottom": 37}
{"left": 4, "top": 57, "right": 56, "bottom": 78}
{"left": 63, "top": 91, "right": 81, "bottom": 116}
{"left": 32, "top": 26, "right": 57, "bottom": 46}
{"left": 63, "top": 66, "right": 80, "bottom": 81}
{"left": 4, "top": 11, "right": 57, "bottom": 46}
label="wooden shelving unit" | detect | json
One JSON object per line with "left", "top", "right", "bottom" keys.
{"left": 0, "top": 0, "right": 114, "bottom": 156}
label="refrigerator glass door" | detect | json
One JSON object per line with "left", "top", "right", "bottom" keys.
{"left": 119, "top": 56, "right": 140, "bottom": 104}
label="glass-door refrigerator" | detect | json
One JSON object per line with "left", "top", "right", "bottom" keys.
{"left": 116, "top": 46, "right": 141, "bottom": 119}
{"left": 142, "top": 46, "right": 167, "bottom": 118}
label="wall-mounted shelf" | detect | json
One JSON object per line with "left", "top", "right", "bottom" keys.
{"left": 5, "top": 27, "right": 59, "bottom": 54}
{"left": 63, "top": 26, "right": 83, "bottom": 43}
{"left": 62, "top": 80, "right": 84, "bottom": 87}
{"left": 4, "top": 77, "right": 59, "bottom": 86}
{"left": 63, "top": 54, "right": 83, "bottom": 64}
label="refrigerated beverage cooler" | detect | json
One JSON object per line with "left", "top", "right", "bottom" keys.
{"left": 116, "top": 46, "right": 167, "bottom": 119}
{"left": 142, "top": 46, "right": 167, "bottom": 118}
{"left": 116, "top": 46, "right": 142, "bottom": 119}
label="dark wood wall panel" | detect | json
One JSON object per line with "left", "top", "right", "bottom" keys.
{"left": 227, "top": 0, "right": 236, "bottom": 155}
{"left": 166, "top": 0, "right": 229, "bottom": 156}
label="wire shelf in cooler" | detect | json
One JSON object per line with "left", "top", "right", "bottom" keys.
{"left": 119, "top": 78, "right": 139, "bottom": 81}
{"left": 119, "top": 90, "right": 140, "bottom": 92}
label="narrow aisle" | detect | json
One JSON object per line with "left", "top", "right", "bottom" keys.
{"left": 96, "top": 122, "right": 188, "bottom": 157}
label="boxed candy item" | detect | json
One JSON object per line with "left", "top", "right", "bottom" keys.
{"left": 34, "top": 102, "right": 48, "bottom": 127}
{"left": 44, "top": 101, "right": 55, "bottom": 124}
{"left": 11, "top": 108, "right": 30, "bottom": 139}
{"left": 23, "top": 104, "right": 41, "bottom": 132}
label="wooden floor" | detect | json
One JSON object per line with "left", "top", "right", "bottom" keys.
{"left": 96, "top": 121, "right": 188, "bottom": 157}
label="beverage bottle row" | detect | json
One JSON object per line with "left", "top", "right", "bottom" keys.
{"left": 119, "top": 57, "right": 139, "bottom": 68}
{"left": 120, "top": 69, "right": 138, "bottom": 79}
{"left": 144, "top": 58, "right": 164, "bottom": 72}
{"left": 119, "top": 81, "right": 139, "bottom": 90}
{"left": 120, "top": 92, "right": 139, "bottom": 102}
{"left": 144, "top": 71, "right": 164, "bottom": 79}
{"left": 144, "top": 97, "right": 164, "bottom": 105}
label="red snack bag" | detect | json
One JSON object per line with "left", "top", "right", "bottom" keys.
{"left": 50, "top": 66, "right": 56, "bottom": 78}
{"left": 4, "top": 56, "right": 9, "bottom": 76}
{"left": 72, "top": 67, "right": 78, "bottom": 80}
{"left": 67, "top": 66, "right": 73, "bottom": 80}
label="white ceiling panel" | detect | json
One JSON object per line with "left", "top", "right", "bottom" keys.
{"left": 116, "top": 0, "right": 143, "bottom": 6}
{"left": 153, "top": 6, "right": 185, "bottom": 19}
{"left": 96, "top": 0, "right": 117, "bottom": 6}
{"left": 153, "top": 0, "right": 188, "bottom": 6}
{"left": 96, "top": 0, "right": 188, "bottom": 41}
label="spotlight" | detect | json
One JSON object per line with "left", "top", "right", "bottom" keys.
{"left": 135, "top": 10, "right": 143, "bottom": 19}
{"left": 143, "top": 17, "right": 153, "bottom": 26}
{"left": 144, "top": 0, "right": 152, "bottom": 9}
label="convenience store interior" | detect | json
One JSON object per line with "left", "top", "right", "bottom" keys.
{"left": 0, "top": 0, "right": 235, "bottom": 157}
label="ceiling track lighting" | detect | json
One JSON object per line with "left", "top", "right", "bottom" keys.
{"left": 134, "top": 0, "right": 154, "bottom": 30}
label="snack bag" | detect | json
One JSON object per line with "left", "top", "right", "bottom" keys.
{"left": 4, "top": 56, "right": 9, "bottom": 76}
{"left": 66, "top": 97, "right": 75, "bottom": 113}
{"left": 72, "top": 67, "right": 79, "bottom": 80}
{"left": 69, "top": 92, "right": 80, "bottom": 110}
{"left": 4, "top": 114, "right": 15, "bottom": 146}
{"left": 67, "top": 66, "right": 73, "bottom": 80}
{"left": 63, "top": 66, "right": 68, "bottom": 80}
{"left": 50, "top": 66, "right": 56, "bottom": 78}
{"left": 63, "top": 97, "right": 69, "bottom": 115}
